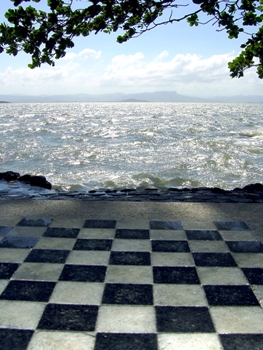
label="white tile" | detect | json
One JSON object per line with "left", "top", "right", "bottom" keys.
{"left": 66, "top": 251, "right": 110, "bottom": 265}
{"left": 150, "top": 230, "right": 187, "bottom": 240}
{"left": 50, "top": 281, "right": 104, "bottom": 304}
{"left": 28, "top": 330, "right": 95, "bottom": 350}
{"left": 8, "top": 227, "right": 46, "bottom": 237}
{"left": 0, "top": 280, "right": 8, "bottom": 294}
{"left": 252, "top": 285, "right": 263, "bottom": 308}
{"left": 111, "top": 239, "right": 151, "bottom": 251}
{"left": 210, "top": 306, "right": 263, "bottom": 333}
{"left": 219, "top": 231, "right": 258, "bottom": 241}
{"left": 189, "top": 241, "right": 229, "bottom": 253}
{"left": 154, "top": 285, "right": 207, "bottom": 306}
{"left": 96, "top": 306, "right": 156, "bottom": 333}
{"left": 0, "top": 218, "right": 21, "bottom": 226}
{"left": 197, "top": 267, "right": 249, "bottom": 285}
{"left": 49, "top": 219, "right": 85, "bottom": 228}
{"left": 151, "top": 252, "right": 194, "bottom": 266}
{"left": 0, "top": 301, "right": 45, "bottom": 329}
{"left": 34, "top": 237, "right": 76, "bottom": 250}
{"left": 106, "top": 265, "right": 153, "bottom": 284}
{"left": 158, "top": 334, "right": 223, "bottom": 350}
{"left": 12, "top": 263, "right": 64, "bottom": 281}
{"left": 78, "top": 228, "right": 115, "bottom": 239}
{"left": 116, "top": 220, "right": 149, "bottom": 229}
{"left": 0, "top": 249, "right": 30, "bottom": 262}
{"left": 232, "top": 253, "right": 263, "bottom": 267}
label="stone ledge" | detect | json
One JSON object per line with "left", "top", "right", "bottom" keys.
{"left": 1, "top": 183, "right": 263, "bottom": 202}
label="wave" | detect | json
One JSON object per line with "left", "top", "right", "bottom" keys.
{"left": 239, "top": 130, "right": 263, "bottom": 138}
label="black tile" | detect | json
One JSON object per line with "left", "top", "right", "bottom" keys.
{"left": 193, "top": 253, "right": 237, "bottom": 267}
{"left": 219, "top": 334, "right": 263, "bottom": 350}
{"left": 204, "top": 285, "right": 259, "bottom": 306}
{"left": 0, "top": 263, "right": 19, "bottom": 279}
{"left": 37, "top": 303, "right": 98, "bottom": 331}
{"left": 0, "top": 280, "right": 55, "bottom": 302}
{"left": 153, "top": 266, "right": 200, "bottom": 284}
{"left": 115, "top": 229, "right": 149, "bottom": 239}
{"left": 0, "top": 236, "right": 38, "bottom": 248}
{"left": 214, "top": 221, "right": 250, "bottom": 231}
{"left": 185, "top": 230, "right": 222, "bottom": 241}
{"left": 151, "top": 240, "right": 190, "bottom": 252}
{"left": 242, "top": 268, "right": 263, "bottom": 284}
{"left": 226, "top": 241, "right": 263, "bottom": 253}
{"left": 102, "top": 284, "right": 153, "bottom": 305}
{"left": 156, "top": 306, "right": 215, "bottom": 332}
{"left": 0, "top": 226, "right": 12, "bottom": 236}
{"left": 73, "top": 239, "right": 112, "bottom": 251}
{"left": 25, "top": 249, "right": 70, "bottom": 263}
{"left": 17, "top": 218, "right": 52, "bottom": 227}
{"left": 59, "top": 264, "right": 106, "bottom": 282}
{"left": 95, "top": 333, "right": 158, "bottom": 350}
{"left": 0, "top": 329, "right": 34, "bottom": 350}
{"left": 109, "top": 252, "right": 151, "bottom": 265}
{"left": 43, "top": 227, "right": 80, "bottom": 238}
{"left": 150, "top": 221, "right": 183, "bottom": 230}
{"left": 83, "top": 220, "right": 116, "bottom": 229}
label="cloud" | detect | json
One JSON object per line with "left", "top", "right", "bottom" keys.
{"left": 101, "top": 51, "right": 263, "bottom": 96}
{"left": 62, "top": 48, "right": 102, "bottom": 61}
{"left": 78, "top": 48, "right": 102, "bottom": 59}
{"left": 103, "top": 52, "right": 233, "bottom": 85}
{"left": 0, "top": 49, "right": 262, "bottom": 96}
{"left": 0, "top": 62, "right": 94, "bottom": 95}
{"left": 0, "top": 62, "right": 77, "bottom": 85}
{"left": 0, "top": 47, "right": 102, "bottom": 94}
{"left": 156, "top": 51, "right": 169, "bottom": 60}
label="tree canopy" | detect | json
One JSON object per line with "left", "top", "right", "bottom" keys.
{"left": 0, "top": 0, "right": 262, "bottom": 78}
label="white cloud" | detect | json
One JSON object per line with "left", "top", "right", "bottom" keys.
{"left": 78, "top": 48, "right": 102, "bottom": 59}
{"left": 104, "top": 52, "right": 233, "bottom": 84}
{"left": 0, "top": 62, "right": 77, "bottom": 85}
{"left": 101, "top": 51, "right": 263, "bottom": 96}
{"left": 156, "top": 51, "right": 169, "bottom": 60}
{"left": 62, "top": 52, "right": 77, "bottom": 60}
{"left": 0, "top": 62, "right": 93, "bottom": 95}
{"left": 62, "top": 48, "right": 102, "bottom": 61}
{"left": 0, "top": 50, "right": 262, "bottom": 96}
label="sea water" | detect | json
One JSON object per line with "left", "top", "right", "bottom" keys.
{"left": 0, "top": 102, "right": 263, "bottom": 192}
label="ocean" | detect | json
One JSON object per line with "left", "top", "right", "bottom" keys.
{"left": 1, "top": 102, "right": 263, "bottom": 192}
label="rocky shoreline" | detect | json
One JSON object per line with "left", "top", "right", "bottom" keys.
{"left": 0, "top": 180, "right": 263, "bottom": 203}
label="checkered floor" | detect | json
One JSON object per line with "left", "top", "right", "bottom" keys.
{"left": 0, "top": 217, "right": 263, "bottom": 349}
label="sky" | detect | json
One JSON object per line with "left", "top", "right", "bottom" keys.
{"left": 0, "top": 0, "right": 263, "bottom": 98}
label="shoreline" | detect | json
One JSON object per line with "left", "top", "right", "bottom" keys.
{"left": 1, "top": 183, "right": 263, "bottom": 202}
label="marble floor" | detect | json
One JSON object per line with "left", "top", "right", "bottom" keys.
{"left": 0, "top": 201, "right": 263, "bottom": 349}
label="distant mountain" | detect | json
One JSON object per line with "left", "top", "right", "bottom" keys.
{"left": 0, "top": 91, "right": 263, "bottom": 103}
{"left": 120, "top": 98, "right": 148, "bottom": 102}
{"left": 127, "top": 91, "right": 203, "bottom": 102}
{"left": 0, "top": 91, "right": 200, "bottom": 103}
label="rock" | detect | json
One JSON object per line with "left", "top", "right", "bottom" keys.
{"left": 18, "top": 174, "right": 32, "bottom": 183}
{"left": 30, "top": 175, "right": 52, "bottom": 189}
{"left": 243, "top": 183, "right": 263, "bottom": 192}
{"left": 120, "top": 188, "right": 135, "bottom": 192}
{"left": 0, "top": 171, "right": 20, "bottom": 181}
{"left": 212, "top": 187, "right": 227, "bottom": 194}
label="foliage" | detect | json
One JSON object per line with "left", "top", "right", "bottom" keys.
{"left": 0, "top": 0, "right": 262, "bottom": 78}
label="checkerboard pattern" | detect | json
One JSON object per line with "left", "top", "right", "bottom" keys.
{"left": 0, "top": 218, "right": 263, "bottom": 349}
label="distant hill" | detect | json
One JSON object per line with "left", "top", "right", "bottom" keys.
{"left": 0, "top": 91, "right": 263, "bottom": 103}
{"left": 120, "top": 98, "right": 148, "bottom": 102}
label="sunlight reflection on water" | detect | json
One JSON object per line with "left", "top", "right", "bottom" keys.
{"left": 0, "top": 102, "right": 263, "bottom": 191}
